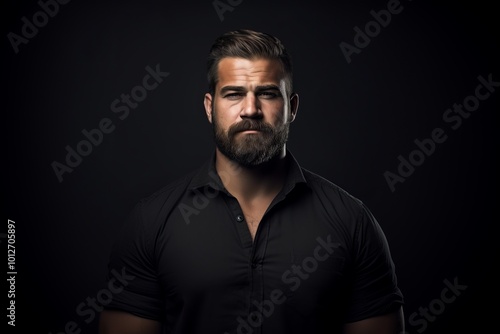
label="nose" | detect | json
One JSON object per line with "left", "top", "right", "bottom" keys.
{"left": 240, "top": 93, "right": 261, "bottom": 118}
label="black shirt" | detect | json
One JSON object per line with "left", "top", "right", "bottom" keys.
{"left": 104, "top": 150, "right": 404, "bottom": 334}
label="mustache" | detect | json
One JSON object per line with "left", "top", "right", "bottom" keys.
{"left": 228, "top": 119, "right": 273, "bottom": 137}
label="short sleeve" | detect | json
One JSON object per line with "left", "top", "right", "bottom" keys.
{"left": 103, "top": 201, "right": 165, "bottom": 320}
{"left": 344, "top": 203, "right": 404, "bottom": 322}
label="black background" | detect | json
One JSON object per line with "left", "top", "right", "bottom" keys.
{"left": 4, "top": 0, "right": 499, "bottom": 333}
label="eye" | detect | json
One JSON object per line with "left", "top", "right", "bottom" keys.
{"left": 258, "top": 91, "right": 279, "bottom": 99}
{"left": 224, "top": 93, "right": 244, "bottom": 100}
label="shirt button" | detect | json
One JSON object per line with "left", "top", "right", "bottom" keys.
{"left": 251, "top": 261, "right": 261, "bottom": 269}
{"left": 236, "top": 215, "right": 244, "bottom": 222}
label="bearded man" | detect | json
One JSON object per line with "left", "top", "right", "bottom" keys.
{"left": 99, "top": 29, "right": 405, "bottom": 334}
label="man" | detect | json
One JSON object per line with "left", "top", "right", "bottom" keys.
{"left": 99, "top": 29, "right": 405, "bottom": 334}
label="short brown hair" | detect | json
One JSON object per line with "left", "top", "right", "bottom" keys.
{"left": 207, "top": 29, "right": 293, "bottom": 96}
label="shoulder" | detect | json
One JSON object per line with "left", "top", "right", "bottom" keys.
{"left": 297, "top": 166, "right": 376, "bottom": 235}
{"left": 300, "top": 166, "right": 365, "bottom": 212}
{"left": 134, "top": 168, "right": 199, "bottom": 223}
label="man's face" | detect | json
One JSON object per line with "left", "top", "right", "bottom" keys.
{"left": 204, "top": 57, "right": 298, "bottom": 166}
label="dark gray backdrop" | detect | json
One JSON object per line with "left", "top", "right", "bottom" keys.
{"left": 4, "top": 0, "right": 499, "bottom": 333}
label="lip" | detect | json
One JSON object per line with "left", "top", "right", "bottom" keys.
{"left": 239, "top": 130, "right": 260, "bottom": 133}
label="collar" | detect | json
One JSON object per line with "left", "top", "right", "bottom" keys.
{"left": 187, "top": 149, "right": 308, "bottom": 197}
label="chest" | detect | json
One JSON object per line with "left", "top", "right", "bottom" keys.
{"left": 158, "top": 195, "right": 350, "bottom": 298}
{"left": 238, "top": 199, "right": 273, "bottom": 241}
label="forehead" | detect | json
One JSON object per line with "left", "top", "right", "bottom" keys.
{"left": 216, "top": 57, "right": 285, "bottom": 89}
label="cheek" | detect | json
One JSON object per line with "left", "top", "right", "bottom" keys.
{"left": 213, "top": 107, "right": 237, "bottom": 130}
{"left": 263, "top": 101, "right": 287, "bottom": 124}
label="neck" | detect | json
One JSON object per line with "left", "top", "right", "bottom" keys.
{"left": 215, "top": 147, "right": 288, "bottom": 201}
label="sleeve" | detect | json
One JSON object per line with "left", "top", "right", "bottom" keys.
{"left": 102, "top": 200, "right": 165, "bottom": 321}
{"left": 344, "top": 203, "right": 404, "bottom": 323}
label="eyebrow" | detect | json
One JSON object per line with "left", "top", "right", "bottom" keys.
{"left": 219, "top": 84, "right": 282, "bottom": 95}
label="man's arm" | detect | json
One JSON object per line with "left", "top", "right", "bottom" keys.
{"left": 99, "top": 309, "right": 162, "bottom": 334}
{"left": 343, "top": 307, "right": 404, "bottom": 334}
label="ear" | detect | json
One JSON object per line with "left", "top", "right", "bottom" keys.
{"left": 204, "top": 93, "right": 213, "bottom": 123}
{"left": 289, "top": 93, "right": 299, "bottom": 123}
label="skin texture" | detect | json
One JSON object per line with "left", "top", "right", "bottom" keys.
{"left": 206, "top": 57, "right": 298, "bottom": 171}
{"left": 98, "top": 57, "right": 404, "bottom": 334}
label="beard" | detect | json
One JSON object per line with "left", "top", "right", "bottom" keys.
{"left": 212, "top": 111, "right": 290, "bottom": 167}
